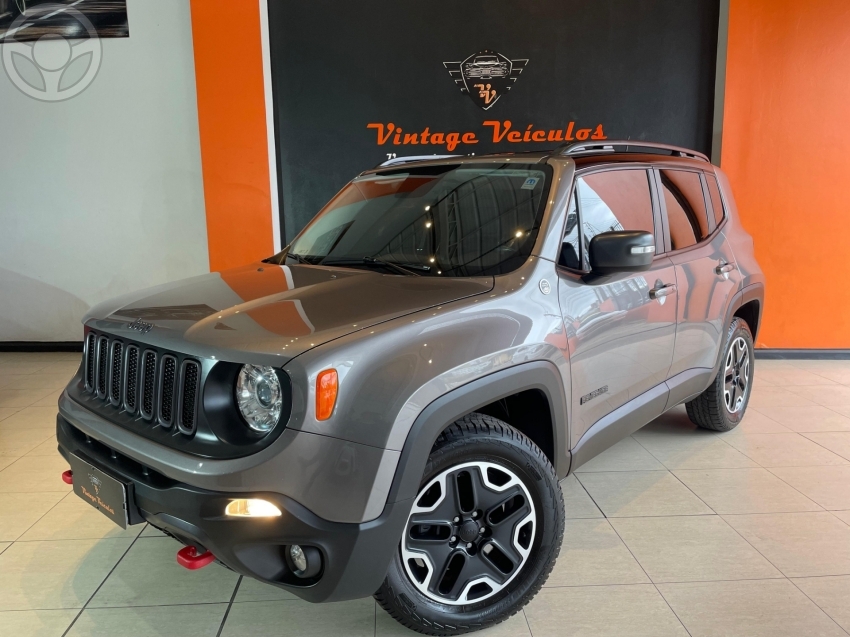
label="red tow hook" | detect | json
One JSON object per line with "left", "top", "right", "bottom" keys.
{"left": 176, "top": 546, "right": 216, "bottom": 570}
{"left": 61, "top": 470, "right": 73, "bottom": 485}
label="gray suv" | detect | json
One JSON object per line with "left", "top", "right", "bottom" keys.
{"left": 57, "top": 142, "right": 764, "bottom": 635}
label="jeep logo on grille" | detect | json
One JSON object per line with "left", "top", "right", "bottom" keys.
{"left": 127, "top": 318, "right": 153, "bottom": 334}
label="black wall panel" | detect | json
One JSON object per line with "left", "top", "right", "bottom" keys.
{"left": 268, "top": 0, "right": 720, "bottom": 242}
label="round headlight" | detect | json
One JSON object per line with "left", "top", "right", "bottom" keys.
{"left": 236, "top": 365, "right": 282, "bottom": 433}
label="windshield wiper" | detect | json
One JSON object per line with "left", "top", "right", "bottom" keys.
{"left": 322, "top": 257, "right": 429, "bottom": 276}
{"left": 284, "top": 251, "right": 314, "bottom": 265}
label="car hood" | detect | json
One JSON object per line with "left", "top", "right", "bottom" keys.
{"left": 86, "top": 263, "right": 494, "bottom": 362}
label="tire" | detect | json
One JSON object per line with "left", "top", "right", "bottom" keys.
{"left": 375, "top": 413, "right": 564, "bottom": 635}
{"left": 686, "top": 317, "right": 754, "bottom": 432}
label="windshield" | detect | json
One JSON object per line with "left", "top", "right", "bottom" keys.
{"left": 268, "top": 162, "right": 552, "bottom": 277}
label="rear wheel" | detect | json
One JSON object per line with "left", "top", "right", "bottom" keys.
{"left": 375, "top": 413, "right": 564, "bottom": 635}
{"left": 686, "top": 317, "right": 754, "bottom": 432}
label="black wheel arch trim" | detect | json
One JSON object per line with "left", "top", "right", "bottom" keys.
{"left": 712, "top": 282, "right": 764, "bottom": 380}
{"left": 385, "top": 361, "right": 571, "bottom": 508}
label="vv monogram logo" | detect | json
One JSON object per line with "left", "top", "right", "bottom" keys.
{"left": 444, "top": 49, "right": 528, "bottom": 110}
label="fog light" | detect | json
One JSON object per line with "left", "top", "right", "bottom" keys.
{"left": 225, "top": 499, "right": 282, "bottom": 518}
{"left": 290, "top": 545, "right": 308, "bottom": 573}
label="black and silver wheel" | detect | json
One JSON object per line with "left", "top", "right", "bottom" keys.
{"left": 686, "top": 317, "right": 755, "bottom": 432}
{"left": 376, "top": 413, "right": 564, "bottom": 636}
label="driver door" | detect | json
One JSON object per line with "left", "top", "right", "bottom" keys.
{"left": 556, "top": 167, "right": 677, "bottom": 447}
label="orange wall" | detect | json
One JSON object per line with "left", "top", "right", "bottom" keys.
{"left": 722, "top": 0, "right": 850, "bottom": 348}
{"left": 190, "top": 0, "right": 274, "bottom": 271}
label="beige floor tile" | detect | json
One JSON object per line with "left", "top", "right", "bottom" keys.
{"left": 233, "top": 576, "right": 298, "bottom": 602}
{"left": 0, "top": 537, "right": 133, "bottom": 610}
{"left": 560, "top": 474, "right": 603, "bottom": 519}
{"left": 0, "top": 406, "right": 62, "bottom": 430}
{"left": 376, "top": 606, "right": 531, "bottom": 636}
{"left": 66, "top": 604, "right": 228, "bottom": 637}
{"left": 658, "top": 578, "right": 845, "bottom": 637}
{"left": 0, "top": 390, "right": 54, "bottom": 409}
{"left": 829, "top": 404, "right": 850, "bottom": 418}
{"left": 38, "top": 361, "right": 83, "bottom": 376}
{"left": 724, "top": 512, "right": 850, "bottom": 577}
{"left": 633, "top": 427, "right": 758, "bottom": 470}
{"left": 722, "top": 409, "right": 793, "bottom": 434}
{"left": 0, "top": 609, "right": 78, "bottom": 637}
{"left": 802, "top": 432, "right": 850, "bottom": 461}
{"left": 576, "top": 471, "right": 713, "bottom": 517}
{"left": 835, "top": 510, "right": 850, "bottom": 525}
{"left": 31, "top": 390, "right": 64, "bottom": 408}
{"left": 0, "top": 492, "right": 66, "bottom": 541}
{"left": 0, "top": 427, "right": 56, "bottom": 457}
{"left": 574, "top": 437, "right": 666, "bottom": 472}
{"left": 1, "top": 375, "right": 76, "bottom": 392}
{"left": 89, "top": 537, "right": 239, "bottom": 607}
{"left": 220, "top": 598, "right": 375, "bottom": 637}
{"left": 748, "top": 387, "right": 817, "bottom": 409}
{"left": 807, "top": 368, "right": 850, "bottom": 385}
{"left": 0, "top": 363, "right": 53, "bottom": 375}
{"left": 25, "top": 436, "right": 59, "bottom": 457}
{"left": 673, "top": 468, "right": 821, "bottom": 514}
{"left": 0, "top": 541, "right": 10, "bottom": 554}
{"left": 546, "top": 518, "right": 649, "bottom": 587}
{"left": 757, "top": 369, "right": 839, "bottom": 386}
{"left": 788, "top": 385, "right": 850, "bottom": 407}
{"left": 0, "top": 407, "right": 21, "bottom": 421}
{"left": 768, "top": 465, "right": 850, "bottom": 510}
{"left": 0, "top": 455, "right": 19, "bottom": 471}
{"left": 793, "top": 575, "right": 850, "bottom": 633}
{"left": 0, "top": 455, "right": 73, "bottom": 493}
{"left": 751, "top": 405, "right": 850, "bottom": 433}
{"left": 20, "top": 494, "right": 143, "bottom": 541}
{"left": 610, "top": 516, "right": 781, "bottom": 583}
{"left": 524, "top": 584, "right": 688, "bottom": 637}
{"left": 724, "top": 433, "right": 848, "bottom": 467}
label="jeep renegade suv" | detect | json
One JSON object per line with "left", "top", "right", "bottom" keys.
{"left": 57, "top": 142, "right": 763, "bottom": 635}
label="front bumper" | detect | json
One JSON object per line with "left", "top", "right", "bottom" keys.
{"left": 57, "top": 415, "right": 410, "bottom": 603}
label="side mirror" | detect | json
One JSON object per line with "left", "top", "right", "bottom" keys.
{"left": 588, "top": 231, "right": 655, "bottom": 275}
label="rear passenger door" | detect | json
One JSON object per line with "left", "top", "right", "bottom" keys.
{"left": 557, "top": 167, "right": 678, "bottom": 446}
{"left": 656, "top": 168, "right": 742, "bottom": 379}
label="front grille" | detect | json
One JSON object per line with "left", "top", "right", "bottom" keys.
{"left": 140, "top": 350, "right": 157, "bottom": 420}
{"left": 109, "top": 341, "right": 123, "bottom": 406}
{"left": 81, "top": 329, "right": 201, "bottom": 437}
{"left": 96, "top": 336, "right": 108, "bottom": 398}
{"left": 178, "top": 361, "right": 200, "bottom": 434}
{"left": 158, "top": 355, "right": 177, "bottom": 426}
{"left": 85, "top": 333, "right": 96, "bottom": 390}
{"left": 124, "top": 346, "right": 139, "bottom": 413}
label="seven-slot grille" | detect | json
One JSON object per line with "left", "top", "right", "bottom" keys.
{"left": 82, "top": 331, "right": 201, "bottom": 435}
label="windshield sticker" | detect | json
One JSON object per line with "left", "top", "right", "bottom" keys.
{"left": 521, "top": 177, "right": 540, "bottom": 190}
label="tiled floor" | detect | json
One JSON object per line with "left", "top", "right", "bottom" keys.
{"left": 1, "top": 352, "right": 850, "bottom": 636}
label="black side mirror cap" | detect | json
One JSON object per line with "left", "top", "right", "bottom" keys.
{"left": 588, "top": 231, "right": 655, "bottom": 275}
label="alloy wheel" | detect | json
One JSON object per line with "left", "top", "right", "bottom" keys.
{"left": 724, "top": 336, "right": 750, "bottom": 413}
{"left": 401, "top": 461, "right": 536, "bottom": 605}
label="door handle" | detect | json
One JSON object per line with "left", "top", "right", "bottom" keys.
{"left": 649, "top": 283, "right": 677, "bottom": 299}
{"left": 715, "top": 262, "right": 737, "bottom": 276}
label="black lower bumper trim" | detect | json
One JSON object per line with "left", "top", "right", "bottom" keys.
{"left": 57, "top": 414, "right": 410, "bottom": 603}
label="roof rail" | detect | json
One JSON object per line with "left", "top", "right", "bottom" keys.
{"left": 378, "top": 154, "right": 461, "bottom": 168}
{"left": 556, "top": 140, "right": 710, "bottom": 163}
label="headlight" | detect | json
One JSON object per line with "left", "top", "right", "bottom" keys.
{"left": 235, "top": 364, "right": 282, "bottom": 433}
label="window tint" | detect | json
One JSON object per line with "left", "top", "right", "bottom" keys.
{"left": 705, "top": 174, "right": 725, "bottom": 226}
{"left": 659, "top": 170, "right": 710, "bottom": 251}
{"left": 576, "top": 169, "right": 655, "bottom": 270}
{"left": 276, "top": 162, "right": 551, "bottom": 277}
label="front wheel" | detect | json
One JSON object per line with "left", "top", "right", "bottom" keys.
{"left": 686, "top": 317, "right": 755, "bottom": 432}
{"left": 375, "top": 413, "right": 564, "bottom": 635}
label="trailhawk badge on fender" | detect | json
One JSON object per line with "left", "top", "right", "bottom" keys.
{"left": 444, "top": 49, "right": 528, "bottom": 110}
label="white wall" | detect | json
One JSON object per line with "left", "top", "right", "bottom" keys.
{"left": 0, "top": 0, "right": 209, "bottom": 342}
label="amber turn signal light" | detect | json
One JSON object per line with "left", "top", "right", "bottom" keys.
{"left": 316, "top": 369, "right": 338, "bottom": 420}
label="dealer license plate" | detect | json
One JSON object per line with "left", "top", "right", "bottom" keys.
{"left": 69, "top": 454, "right": 129, "bottom": 528}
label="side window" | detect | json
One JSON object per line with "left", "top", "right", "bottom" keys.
{"left": 559, "top": 193, "right": 581, "bottom": 269}
{"left": 705, "top": 174, "right": 726, "bottom": 226}
{"left": 576, "top": 169, "right": 655, "bottom": 270}
{"left": 659, "top": 170, "right": 710, "bottom": 251}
